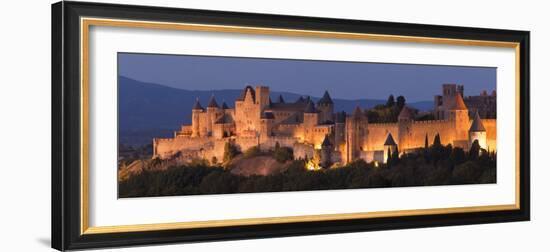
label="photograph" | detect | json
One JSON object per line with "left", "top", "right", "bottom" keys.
{"left": 45, "top": 1, "right": 534, "bottom": 251}
{"left": 117, "top": 53, "right": 498, "bottom": 198}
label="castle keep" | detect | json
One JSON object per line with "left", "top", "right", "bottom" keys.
{"left": 153, "top": 84, "right": 496, "bottom": 167}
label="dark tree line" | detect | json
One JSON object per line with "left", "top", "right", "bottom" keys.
{"left": 119, "top": 138, "right": 496, "bottom": 198}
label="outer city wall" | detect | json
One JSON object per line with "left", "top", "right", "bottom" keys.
{"left": 365, "top": 123, "right": 398, "bottom": 151}
{"left": 481, "top": 119, "right": 497, "bottom": 151}
{"left": 408, "top": 119, "right": 455, "bottom": 149}
{"left": 153, "top": 136, "right": 228, "bottom": 161}
{"left": 154, "top": 134, "right": 309, "bottom": 162}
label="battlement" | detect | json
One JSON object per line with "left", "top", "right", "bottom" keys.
{"left": 368, "top": 122, "right": 398, "bottom": 126}
{"left": 153, "top": 84, "right": 496, "bottom": 163}
{"left": 278, "top": 123, "right": 302, "bottom": 128}
{"left": 412, "top": 119, "right": 448, "bottom": 124}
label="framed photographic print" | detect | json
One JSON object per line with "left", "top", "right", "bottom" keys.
{"left": 52, "top": 1, "right": 530, "bottom": 250}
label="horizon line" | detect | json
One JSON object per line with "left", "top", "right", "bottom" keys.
{"left": 119, "top": 75, "right": 490, "bottom": 103}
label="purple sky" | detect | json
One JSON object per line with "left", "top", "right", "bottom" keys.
{"left": 118, "top": 53, "right": 496, "bottom": 102}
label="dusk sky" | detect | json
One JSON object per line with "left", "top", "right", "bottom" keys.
{"left": 118, "top": 53, "right": 496, "bottom": 102}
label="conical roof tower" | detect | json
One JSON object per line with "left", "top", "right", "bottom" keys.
{"left": 207, "top": 95, "right": 219, "bottom": 108}
{"left": 192, "top": 98, "right": 204, "bottom": 111}
{"left": 469, "top": 112, "right": 486, "bottom": 132}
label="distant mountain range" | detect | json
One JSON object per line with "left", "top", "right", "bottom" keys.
{"left": 118, "top": 76, "right": 432, "bottom": 146}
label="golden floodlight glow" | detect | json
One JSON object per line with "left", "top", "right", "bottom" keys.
{"left": 306, "top": 159, "right": 321, "bottom": 171}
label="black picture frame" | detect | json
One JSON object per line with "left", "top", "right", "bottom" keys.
{"left": 52, "top": 1, "right": 530, "bottom": 251}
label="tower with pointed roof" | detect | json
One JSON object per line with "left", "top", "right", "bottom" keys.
{"left": 447, "top": 93, "right": 470, "bottom": 144}
{"left": 317, "top": 90, "right": 334, "bottom": 124}
{"left": 206, "top": 95, "right": 221, "bottom": 136}
{"left": 334, "top": 111, "right": 346, "bottom": 152}
{"left": 191, "top": 98, "right": 203, "bottom": 137}
{"left": 345, "top": 106, "right": 367, "bottom": 163}
{"left": 383, "top": 133, "right": 398, "bottom": 163}
{"left": 154, "top": 83, "right": 496, "bottom": 166}
{"left": 234, "top": 85, "right": 260, "bottom": 136}
{"left": 469, "top": 112, "right": 487, "bottom": 150}
{"left": 221, "top": 101, "right": 229, "bottom": 110}
{"left": 320, "top": 134, "right": 333, "bottom": 168}
{"left": 303, "top": 100, "right": 319, "bottom": 143}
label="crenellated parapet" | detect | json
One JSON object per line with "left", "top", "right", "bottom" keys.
{"left": 153, "top": 84, "right": 496, "bottom": 166}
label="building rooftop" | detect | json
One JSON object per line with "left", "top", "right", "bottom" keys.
{"left": 384, "top": 133, "right": 397, "bottom": 146}
{"left": 269, "top": 102, "right": 308, "bottom": 111}
{"left": 192, "top": 98, "right": 204, "bottom": 110}
{"left": 469, "top": 112, "right": 486, "bottom": 132}
{"left": 304, "top": 100, "right": 317, "bottom": 113}
{"left": 237, "top": 86, "right": 256, "bottom": 102}
{"left": 352, "top": 106, "right": 362, "bottom": 117}
{"left": 449, "top": 93, "right": 468, "bottom": 110}
{"left": 221, "top": 101, "right": 229, "bottom": 109}
{"left": 317, "top": 90, "right": 334, "bottom": 105}
{"left": 335, "top": 111, "right": 347, "bottom": 123}
{"left": 207, "top": 95, "right": 219, "bottom": 108}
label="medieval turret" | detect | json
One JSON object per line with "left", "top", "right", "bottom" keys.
{"left": 192, "top": 98, "right": 204, "bottom": 111}
{"left": 221, "top": 101, "right": 229, "bottom": 110}
{"left": 207, "top": 95, "right": 219, "bottom": 109}
{"left": 191, "top": 98, "right": 203, "bottom": 137}
{"left": 345, "top": 106, "right": 366, "bottom": 162}
{"left": 206, "top": 95, "right": 221, "bottom": 135}
{"left": 320, "top": 134, "right": 333, "bottom": 168}
{"left": 447, "top": 93, "right": 469, "bottom": 141}
{"left": 469, "top": 112, "right": 487, "bottom": 150}
{"left": 304, "top": 100, "right": 317, "bottom": 115}
{"left": 303, "top": 100, "right": 318, "bottom": 143}
{"left": 317, "top": 90, "right": 334, "bottom": 123}
{"left": 334, "top": 111, "right": 346, "bottom": 151}
{"left": 383, "top": 133, "right": 398, "bottom": 163}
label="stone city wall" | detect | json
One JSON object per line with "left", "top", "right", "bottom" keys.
{"left": 481, "top": 119, "right": 497, "bottom": 151}
{"left": 364, "top": 123, "right": 399, "bottom": 151}
{"left": 408, "top": 119, "right": 455, "bottom": 149}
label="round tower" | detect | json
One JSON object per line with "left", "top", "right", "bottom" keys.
{"left": 447, "top": 93, "right": 469, "bottom": 142}
{"left": 383, "top": 133, "right": 398, "bottom": 163}
{"left": 317, "top": 90, "right": 334, "bottom": 124}
{"left": 206, "top": 95, "right": 220, "bottom": 136}
{"left": 320, "top": 135, "right": 333, "bottom": 168}
{"left": 345, "top": 106, "right": 365, "bottom": 162}
{"left": 191, "top": 98, "right": 203, "bottom": 137}
{"left": 334, "top": 111, "right": 346, "bottom": 151}
{"left": 469, "top": 112, "right": 487, "bottom": 150}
